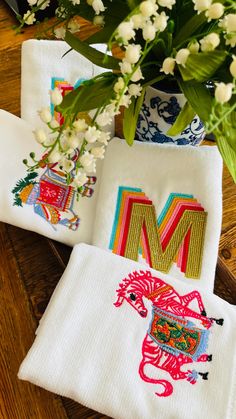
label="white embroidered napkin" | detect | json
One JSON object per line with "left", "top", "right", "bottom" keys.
{"left": 18, "top": 244, "right": 236, "bottom": 419}
{"left": 92, "top": 138, "right": 223, "bottom": 292}
{"left": 21, "top": 39, "right": 113, "bottom": 131}
{"left": 0, "top": 110, "right": 101, "bottom": 246}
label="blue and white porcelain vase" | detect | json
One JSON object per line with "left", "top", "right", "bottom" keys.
{"left": 136, "top": 86, "right": 205, "bottom": 146}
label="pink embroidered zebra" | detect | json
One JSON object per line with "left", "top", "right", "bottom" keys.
{"left": 114, "top": 270, "right": 223, "bottom": 397}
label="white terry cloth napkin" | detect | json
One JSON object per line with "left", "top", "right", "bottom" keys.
{"left": 92, "top": 138, "right": 223, "bottom": 292}
{"left": 0, "top": 110, "right": 101, "bottom": 246}
{"left": 18, "top": 244, "right": 236, "bottom": 419}
{"left": 21, "top": 39, "right": 113, "bottom": 134}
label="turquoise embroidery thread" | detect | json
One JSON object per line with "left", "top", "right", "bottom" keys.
{"left": 109, "top": 186, "right": 142, "bottom": 250}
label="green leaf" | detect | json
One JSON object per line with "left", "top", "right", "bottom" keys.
{"left": 65, "top": 31, "right": 121, "bottom": 70}
{"left": 178, "top": 65, "right": 194, "bottom": 81}
{"left": 123, "top": 88, "right": 146, "bottom": 146}
{"left": 69, "top": 3, "right": 96, "bottom": 22}
{"left": 57, "top": 73, "right": 116, "bottom": 114}
{"left": 85, "top": 24, "right": 119, "bottom": 44}
{"left": 215, "top": 135, "right": 236, "bottom": 182}
{"left": 180, "top": 51, "right": 227, "bottom": 83}
{"left": 225, "top": 106, "right": 236, "bottom": 150}
{"left": 173, "top": 12, "right": 206, "bottom": 47}
{"left": 85, "top": 0, "right": 131, "bottom": 44}
{"left": 11, "top": 172, "right": 38, "bottom": 194}
{"left": 178, "top": 80, "right": 213, "bottom": 122}
{"left": 167, "top": 101, "right": 195, "bottom": 136}
{"left": 13, "top": 195, "right": 23, "bottom": 207}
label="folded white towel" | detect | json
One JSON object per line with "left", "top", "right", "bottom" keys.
{"left": 92, "top": 138, "right": 223, "bottom": 292}
{"left": 0, "top": 110, "right": 101, "bottom": 246}
{"left": 18, "top": 244, "right": 236, "bottom": 419}
{"left": 21, "top": 39, "right": 110, "bottom": 129}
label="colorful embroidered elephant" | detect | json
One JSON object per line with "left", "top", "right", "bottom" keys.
{"left": 12, "top": 164, "right": 96, "bottom": 230}
{"left": 114, "top": 270, "right": 223, "bottom": 397}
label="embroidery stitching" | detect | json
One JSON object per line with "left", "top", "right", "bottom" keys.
{"left": 11, "top": 76, "right": 95, "bottom": 230}
{"left": 114, "top": 270, "right": 224, "bottom": 397}
{"left": 109, "top": 187, "right": 207, "bottom": 279}
{"left": 12, "top": 161, "right": 96, "bottom": 230}
{"left": 50, "top": 77, "right": 86, "bottom": 125}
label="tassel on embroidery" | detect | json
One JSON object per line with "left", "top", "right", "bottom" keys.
{"left": 114, "top": 270, "right": 224, "bottom": 397}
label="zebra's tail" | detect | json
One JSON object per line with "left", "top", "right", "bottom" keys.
{"left": 139, "top": 362, "right": 173, "bottom": 397}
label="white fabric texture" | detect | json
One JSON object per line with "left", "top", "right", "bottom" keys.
{"left": 18, "top": 244, "right": 236, "bottom": 419}
{"left": 0, "top": 110, "right": 101, "bottom": 246}
{"left": 21, "top": 39, "right": 112, "bottom": 131}
{"left": 92, "top": 138, "right": 223, "bottom": 292}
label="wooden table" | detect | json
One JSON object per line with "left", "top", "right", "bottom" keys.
{"left": 0, "top": 2, "right": 235, "bottom": 418}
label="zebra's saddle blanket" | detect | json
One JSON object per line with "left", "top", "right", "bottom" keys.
{"left": 149, "top": 307, "right": 210, "bottom": 361}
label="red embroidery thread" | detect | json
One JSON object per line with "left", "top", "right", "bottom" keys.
{"left": 114, "top": 270, "right": 223, "bottom": 397}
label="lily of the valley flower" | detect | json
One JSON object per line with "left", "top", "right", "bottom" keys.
{"left": 38, "top": 0, "right": 50, "bottom": 10}
{"left": 119, "top": 61, "right": 133, "bottom": 75}
{"left": 73, "top": 171, "right": 88, "bottom": 188}
{"left": 230, "top": 56, "right": 236, "bottom": 78}
{"left": 34, "top": 129, "right": 47, "bottom": 144}
{"left": 68, "top": 19, "right": 80, "bottom": 33}
{"left": 68, "top": 133, "right": 83, "bottom": 149}
{"left": 142, "top": 22, "right": 157, "bottom": 41}
{"left": 50, "top": 119, "right": 60, "bottom": 129}
{"left": 215, "top": 82, "right": 234, "bottom": 103}
{"left": 128, "top": 83, "right": 142, "bottom": 97}
{"left": 91, "top": 146, "right": 105, "bottom": 159}
{"left": 131, "top": 14, "right": 146, "bottom": 29}
{"left": 219, "top": 13, "right": 236, "bottom": 33}
{"left": 188, "top": 41, "right": 200, "bottom": 53}
{"left": 114, "top": 77, "right": 126, "bottom": 93}
{"left": 117, "top": 21, "right": 135, "bottom": 43}
{"left": 73, "top": 119, "right": 88, "bottom": 132}
{"left": 175, "top": 48, "right": 190, "bottom": 67}
{"left": 93, "top": 15, "right": 105, "bottom": 26}
{"left": 80, "top": 151, "right": 95, "bottom": 169}
{"left": 225, "top": 34, "right": 236, "bottom": 48}
{"left": 48, "top": 149, "right": 62, "bottom": 164}
{"left": 130, "top": 67, "right": 144, "bottom": 82}
{"left": 61, "top": 158, "right": 74, "bottom": 172}
{"left": 84, "top": 126, "right": 101, "bottom": 143}
{"left": 50, "top": 87, "right": 63, "bottom": 105}
{"left": 200, "top": 32, "right": 220, "bottom": 51}
{"left": 140, "top": 1, "right": 158, "bottom": 17}
{"left": 125, "top": 44, "right": 142, "bottom": 64}
{"left": 90, "top": 0, "right": 105, "bottom": 15}
{"left": 23, "top": 10, "right": 36, "bottom": 24}
{"left": 161, "top": 57, "right": 175, "bottom": 75}
{"left": 96, "top": 112, "right": 113, "bottom": 127}
{"left": 193, "top": 0, "right": 212, "bottom": 13}
{"left": 38, "top": 107, "right": 52, "bottom": 124}
{"left": 158, "top": 0, "right": 176, "bottom": 10}
{"left": 54, "top": 27, "right": 66, "bottom": 39}
{"left": 205, "top": 3, "right": 224, "bottom": 21}
{"left": 154, "top": 12, "right": 169, "bottom": 32}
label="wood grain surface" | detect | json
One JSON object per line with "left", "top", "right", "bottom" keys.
{"left": 0, "top": 2, "right": 235, "bottom": 418}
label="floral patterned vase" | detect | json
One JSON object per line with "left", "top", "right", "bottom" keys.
{"left": 136, "top": 86, "right": 205, "bottom": 146}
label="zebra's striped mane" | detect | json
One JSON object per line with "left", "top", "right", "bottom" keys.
{"left": 116, "top": 270, "right": 153, "bottom": 297}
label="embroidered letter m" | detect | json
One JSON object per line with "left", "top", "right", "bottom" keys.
{"left": 109, "top": 188, "right": 207, "bottom": 279}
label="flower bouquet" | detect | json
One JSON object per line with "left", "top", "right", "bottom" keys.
{"left": 20, "top": 0, "right": 236, "bottom": 199}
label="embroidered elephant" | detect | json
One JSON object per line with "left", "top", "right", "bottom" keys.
{"left": 12, "top": 164, "right": 96, "bottom": 230}
{"left": 114, "top": 270, "right": 223, "bottom": 397}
